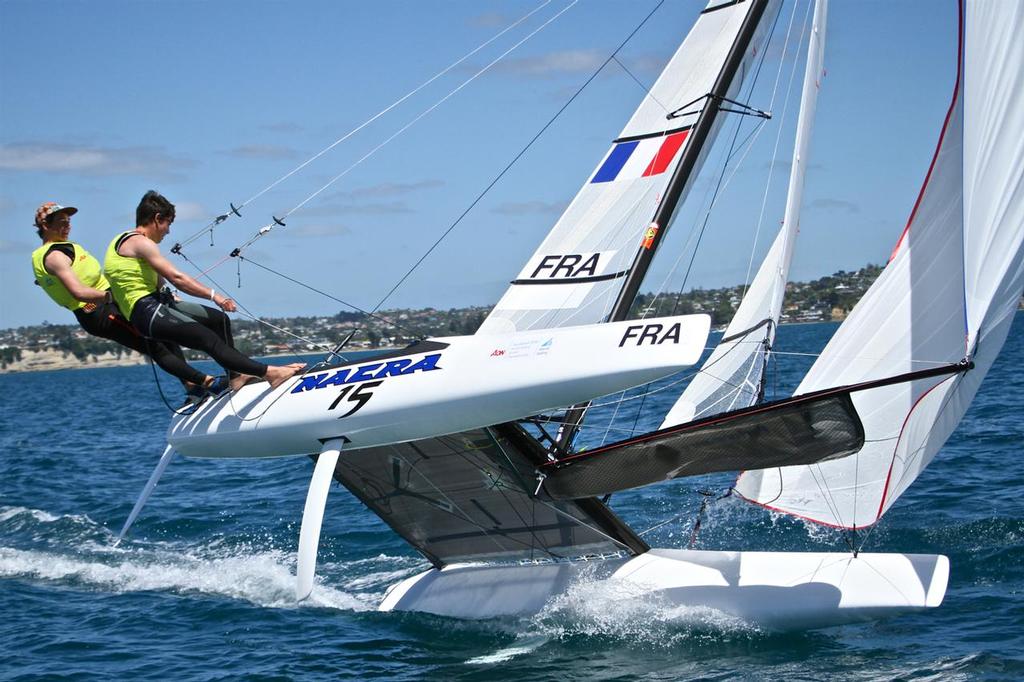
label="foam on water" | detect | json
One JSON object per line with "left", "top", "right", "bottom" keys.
{"left": 521, "top": 565, "right": 761, "bottom": 647}
{"left": 0, "top": 545, "right": 370, "bottom": 611}
{"left": 465, "top": 634, "right": 551, "bottom": 665}
{"left": 0, "top": 504, "right": 381, "bottom": 611}
{"left": 0, "top": 506, "right": 61, "bottom": 524}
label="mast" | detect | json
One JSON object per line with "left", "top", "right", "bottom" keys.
{"left": 606, "top": 0, "right": 772, "bottom": 323}
{"left": 555, "top": 0, "right": 773, "bottom": 450}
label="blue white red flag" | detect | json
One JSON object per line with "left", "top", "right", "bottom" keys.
{"left": 590, "top": 131, "right": 689, "bottom": 184}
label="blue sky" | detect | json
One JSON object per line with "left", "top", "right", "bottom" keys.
{"left": 0, "top": 1, "right": 957, "bottom": 329}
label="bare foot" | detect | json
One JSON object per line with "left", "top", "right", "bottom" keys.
{"left": 265, "top": 363, "right": 306, "bottom": 389}
{"left": 229, "top": 373, "right": 258, "bottom": 392}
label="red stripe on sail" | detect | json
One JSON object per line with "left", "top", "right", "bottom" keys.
{"left": 642, "top": 131, "right": 689, "bottom": 177}
{"left": 889, "top": 0, "right": 963, "bottom": 262}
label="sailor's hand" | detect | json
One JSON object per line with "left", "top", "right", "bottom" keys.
{"left": 213, "top": 294, "right": 238, "bottom": 312}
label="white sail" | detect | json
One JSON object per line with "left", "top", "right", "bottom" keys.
{"left": 662, "top": 0, "right": 828, "bottom": 428}
{"left": 736, "top": 0, "right": 1024, "bottom": 529}
{"left": 477, "top": 0, "right": 777, "bottom": 335}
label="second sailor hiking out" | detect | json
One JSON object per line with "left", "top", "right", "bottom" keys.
{"left": 104, "top": 190, "right": 305, "bottom": 392}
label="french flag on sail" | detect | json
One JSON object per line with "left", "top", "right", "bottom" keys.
{"left": 591, "top": 130, "right": 689, "bottom": 183}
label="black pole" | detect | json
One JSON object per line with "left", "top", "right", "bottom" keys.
{"left": 608, "top": 0, "right": 771, "bottom": 323}
{"left": 554, "top": 0, "right": 772, "bottom": 453}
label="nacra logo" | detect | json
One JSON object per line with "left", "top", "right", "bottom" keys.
{"left": 290, "top": 353, "right": 442, "bottom": 393}
{"left": 619, "top": 323, "right": 683, "bottom": 347}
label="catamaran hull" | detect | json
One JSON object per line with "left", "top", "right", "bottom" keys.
{"left": 378, "top": 548, "right": 949, "bottom": 631}
{"left": 167, "top": 314, "right": 709, "bottom": 459}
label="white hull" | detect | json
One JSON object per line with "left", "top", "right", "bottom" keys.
{"left": 379, "top": 548, "right": 949, "bottom": 631}
{"left": 168, "top": 314, "right": 708, "bottom": 459}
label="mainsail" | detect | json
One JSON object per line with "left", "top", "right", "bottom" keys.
{"left": 736, "top": 0, "right": 1024, "bottom": 529}
{"left": 477, "top": 0, "right": 777, "bottom": 335}
{"left": 327, "top": 0, "right": 782, "bottom": 568}
{"left": 661, "top": 0, "right": 828, "bottom": 427}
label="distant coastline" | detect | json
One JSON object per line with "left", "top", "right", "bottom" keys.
{"left": 3, "top": 263, "right": 1021, "bottom": 375}
{"left": 0, "top": 347, "right": 395, "bottom": 375}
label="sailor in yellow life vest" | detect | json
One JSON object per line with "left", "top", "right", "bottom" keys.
{"left": 31, "top": 201, "right": 220, "bottom": 403}
{"left": 104, "top": 190, "right": 305, "bottom": 391}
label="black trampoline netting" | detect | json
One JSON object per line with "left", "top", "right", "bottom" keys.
{"left": 329, "top": 424, "right": 646, "bottom": 567}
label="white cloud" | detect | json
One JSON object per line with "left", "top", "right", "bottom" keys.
{"left": 0, "top": 238, "right": 33, "bottom": 254}
{"left": 288, "top": 223, "right": 352, "bottom": 238}
{"left": 172, "top": 201, "right": 209, "bottom": 221}
{"left": 468, "top": 11, "right": 509, "bottom": 29}
{"left": 0, "top": 143, "right": 195, "bottom": 180}
{"left": 491, "top": 49, "right": 606, "bottom": 78}
{"left": 326, "top": 180, "right": 444, "bottom": 200}
{"left": 807, "top": 198, "right": 860, "bottom": 214}
{"left": 222, "top": 144, "right": 299, "bottom": 160}
{"left": 259, "top": 122, "right": 304, "bottom": 134}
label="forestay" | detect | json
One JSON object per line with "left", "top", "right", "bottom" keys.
{"left": 662, "top": 0, "right": 829, "bottom": 427}
{"left": 736, "top": 0, "right": 1024, "bottom": 529}
{"left": 478, "top": 0, "right": 772, "bottom": 335}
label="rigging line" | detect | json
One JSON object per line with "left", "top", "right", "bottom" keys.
{"left": 391, "top": 458, "right": 550, "bottom": 560}
{"left": 481, "top": 436, "right": 570, "bottom": 557}
{"left": 229, "top": 308, "right": 335, "bottom": 355}
{"left": 741, "top": 0, "right": 812, "bottom": 295}
{"left": 278, "top": 1, "right": 580, "bottom": 224}
{"left": 215, "top": 0, "right": 580, "bottom": 268}
{"left": 650, "top": 77, "right": 775, "bottom": 312}
{"left": 237, "top": 256, "right": 420, "bottom": 338}
{"left": 173, "top": 0, "right": 558, "bottom": 252}
{"left": 531, "top": 496, "right": 634, "bottom": 554}
{"left": 666, "top": 30, "right": 782, "bottom": 301}
{"left": 657, "top": 0, "right": 784, "bottom": 307}
{"left": 610, "top": 55, "right": 672, "bottom": 115}
{"left": 175, "top": 248, "right": 318, "bottom": 361}
{"left": 653, "top": 118, "right": 769, "bottom": 312}
{"left": 367, "top": 0, "right": 670, "bottom": 316}
{"left": 674, "top": 0, "right": 790, "bottom": 298}
{"left": 597, "top": 390, "right": 628, "bottom": 447}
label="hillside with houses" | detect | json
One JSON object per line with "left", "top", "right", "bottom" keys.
{"left": 3, "top": 264, "right": 1018, "bottom": 373}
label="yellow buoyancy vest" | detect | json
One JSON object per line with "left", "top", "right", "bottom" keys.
{"left": 31, "top": 241, "right": 109, "bottom": 311}
{"left": 104, "top": 231, "right": 158, "bottom": 318}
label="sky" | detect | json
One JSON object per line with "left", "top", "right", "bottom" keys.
{"left": 0, "top": 0, "right": 958, "bottom": 330}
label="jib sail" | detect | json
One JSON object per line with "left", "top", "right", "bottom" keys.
{"left": 736, "top": 1, "right": 1024, "bottom": 529}
{"left": 661, "top": 0, "right": 828, "bottom": 427}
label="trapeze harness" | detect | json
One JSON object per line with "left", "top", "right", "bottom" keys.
{"left": 31, "top": 241, "right": 205, "bottom": 385}
{"left": 104, "top": 231, "right": 267, "bottom": 378}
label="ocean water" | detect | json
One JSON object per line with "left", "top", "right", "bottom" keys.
{"left": 2, "top": 317, "right": 1022, "bottom": 681}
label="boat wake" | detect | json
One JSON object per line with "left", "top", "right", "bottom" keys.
{"left": 0, "top": 504, "right": 417, "bottom": 611}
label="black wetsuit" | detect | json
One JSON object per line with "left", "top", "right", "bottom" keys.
{"left": 129, "top": 294, "right": 267, "bottom": 378}
{"left": 73, "top": 301, "right": 207, "bottom": 385}
{"left": 41, "top": 244, "right": 206, "bottom": 386}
